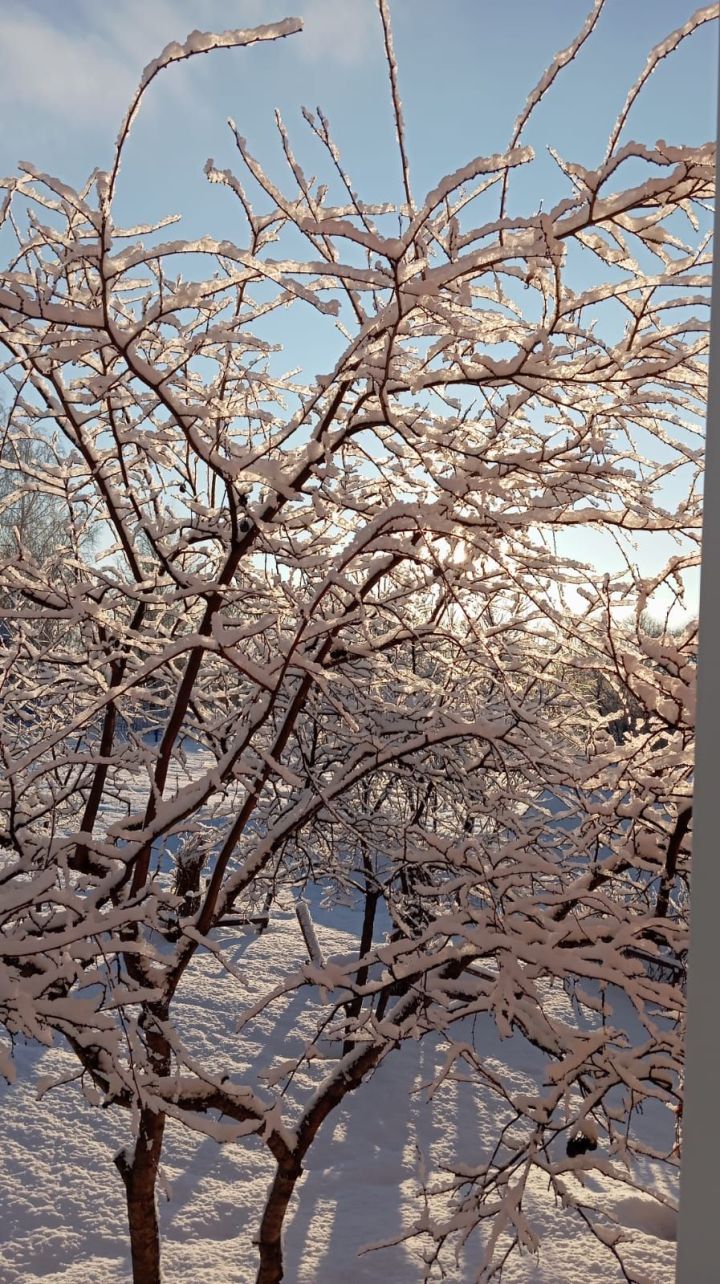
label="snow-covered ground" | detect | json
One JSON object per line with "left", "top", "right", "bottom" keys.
{"left": 1, "top": 900, "right": 679, "bottom": 1284}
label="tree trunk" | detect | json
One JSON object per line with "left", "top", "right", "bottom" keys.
{"left": 115, "top": 1105, "right": 167, "bottom": 1284}
{"left": 255, "top": 1160, "right": 303, "bottom": 1284}
{"left": 114, "top": 1013, "right": 170, "bottom": 1284}
{"left": 343, "top": 873, "right": 378, "bottom": 1055}
{"left": 253, "top": 961, "right": 471, "bottom": 1283}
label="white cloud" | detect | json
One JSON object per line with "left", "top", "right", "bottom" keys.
{"left": 0, "top": 9, "right": 134, "bottom": 125}
{"left": 296, "top": 0, "right": 377, "bottom": 67}
{"left": 0, "top": 0, "right": 375, "bottom": 153}
{"left": 0, "top": 0, "right": 232, "bottom": 129}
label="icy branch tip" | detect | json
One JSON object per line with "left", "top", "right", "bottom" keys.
{"left": 139, "top": 18, "right": 304, "bottom": 90}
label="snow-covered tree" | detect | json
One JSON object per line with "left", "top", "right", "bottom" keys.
{"left": 0, "top": 4, "right": 710, "bottom": 1281}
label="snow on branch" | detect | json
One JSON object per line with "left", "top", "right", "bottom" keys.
{"left": 0, "top": 6, "right": 705, "bottom": 1281}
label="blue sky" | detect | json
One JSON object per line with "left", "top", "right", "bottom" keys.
{"left": 0, "top": 0, "right": 716, "bottom": 618}
{"left": 1, "top": 1, "right": 713, "bottom": 221}
{"left": 1, "top": 4, "right": 715, "bottom": 178}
